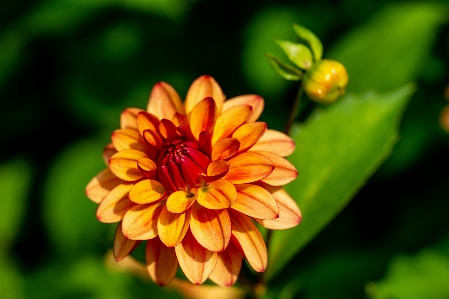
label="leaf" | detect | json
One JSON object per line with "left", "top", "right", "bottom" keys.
{"left": 0, "top": 255, "right": 25, "bottom": 299}
{"left": 275, "top": 40, "right": 313, "bottom": 69}
{"left": 292, "top": 24, "right": 323, "bottom": 61}
{"left": 265, "top": 53, "right": 303, "bottom": 81}
{"left": 328, "top": 2, "right": 446, "bottom": 92}
{"left": 266, "top": 83, "right": 415, "bottom": 280}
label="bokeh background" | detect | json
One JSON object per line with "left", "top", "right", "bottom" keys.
{"left": 1, "top": 0, "right": 449, "bottom": 298}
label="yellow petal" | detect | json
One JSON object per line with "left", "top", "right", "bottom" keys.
{"left": 172, "top": 112, "right": 189, "bottom": 128}
{"left": 158, "top": 206, "right": 190, "bottom": 247}
{"left": 185, "top": 75, "right": 224, "bottom": 117}
{"left": 211, "top": 138, "right": 240, "bottom": 161}
{"left": 103, "top": 143, "right": 117, "bottom": 165}
{"left": 175, "top": 230, "right": 218, "bottom": 285}
{"left": 120, "top": 107, "right": 143, "bottom": 130}
{"left": 147, "top": 82, "right": 183, "bottom": 120}
{"left": 146, "top": 238, "right": 178, "bottom": 286}
{"left": 229, "top": 210, "right": 267, "bottom": 272}
{"left": 231, "top": 184, "right": 279, "bottom": 220}
{"left": 197, "top": 180, "right": 236, "bottom": 209}
{"left": 208, "top": 241, "right": 243, "bottom": 286}
{"left": 189, "top": 97, "right": 217, "bottom": 140}
{"left": 129, "top": 179, "right": 166, "bottom": 204}
{"left": 96, "top": 184, "right": 134, "bottom": 223}
{"left": 222, "top": 94, "right": 264, "bottom": 122}
{"left": 253, "top": 151, "right": 298, "bottom": 186}
{"left": 85, "top": 168, "right": 122, "bottom": 204}
{"left": 201, "top": 160, "right": 230, "bottom": 183}
{"left": 222, "top": 152, "right": 274, "bottom": 184}
{"left": 190, "top": 204, "right": 231, "bottom": 252}
{"left": 255, "top": 185, "right": 301, "bottom": 229}
{"left": 111, "top": 128, "right": 146, "bottom": 152}
{"left": 211, "top": 105, "right": 252, "bottom": 145}
{"left": 108, "top": 149, "right": 147, "bottom": 181}
{"left": 137, "top": 157, "right": 157, "bottom": 179}
{"left": 250, "top": 129, "right": 295, "bottom": 157}
{"left": 113, "top": 222, "right": 139, "bottom": 261}
{"left": 122, "top": 202, "right": 164, "bottom": 240}
{"left": 166, "top": 189, "right": 198, "bottom": 213}
{"left": 137, "top": 111, "right": 160, "bottom": 136}
{"left": 232, "top": 122, "right": 267, "bottom": 152}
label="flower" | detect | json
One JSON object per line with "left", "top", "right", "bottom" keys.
{"left": 86, "top": 75, "right": 301, "bottom": 286}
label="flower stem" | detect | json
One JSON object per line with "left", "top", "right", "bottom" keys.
{"left": 284, "top": 85, "right": 303, "bottom": 134}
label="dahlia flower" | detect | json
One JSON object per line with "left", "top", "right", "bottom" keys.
{"left": 86, "top": 75, "right": 301, "bottom": 286}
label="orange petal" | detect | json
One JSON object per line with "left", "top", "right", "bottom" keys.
{"left": 85, "top": 168, "right": 122, "bottom": 204}
{"left": 211, "top": 105, "right": 252, "bottom": 145}
{"left": 172, "top": 112, "right": 189, "bottom": 127}
{"left": 252, "top": 151, "right": 298, "bottom": 186}
{"left": 211, "top": 138, "right": 240, "bottom": 161}
{"left": 231, "top": 184, "right": 279, "bottom": 220}
{"left": 96, "top": 184, "right": 134, "bottom": 223}
{"left": 222, "top": 152, "right": 274, "bottom": 184}
{"left": 137, "top": 112, "right": 160, "bottom": 136}
{"left": 146, "top": 238, "right": 178, "bottom": 286}
{"left": 111, "top": 129, "right": 146, "bottom": 152}
{"left": 232, "top": 122, "right": 267, "bottom": 152}
{"left": 255, "top": 185, "right": 301, "bottom": 229}
{"left": 222, "top": 95, "right": 264, "bottom": 122}
{"left": 208, "top": 241, "right": 243, "bottom": 286}
{"left": 229, "top": 210, "right": 267, "bottom": 272}
{"left": 147, "top": 82, "right": 183, "bottom": 120}
{"left": 201, "top": 160, "right": 230, "bottom": 183}
{"left": 190, "top": 204, "right": 231, "bottom": 252}
{"left": 113, "top": 222, "right": 140, "bottom": 261}
{"left": 120, "top": 107, "right": 143, "bottom": 130}
{"left": 137, "top": 158, "right": 157, "bottom": 179}
{"left": 158, "top": 206, "right": 190, "bottom": 247}
{"left": 185, "top": 75, "right": 224, "bottom": 117}
{"left": 129, "top": 179, "right": 166, "bottom": 204}
{"left": 159, "top": 119, "right": 178, "bottom": 141}
{"left": 143, "top": 129, "right": 163, "bottom": 149}
{"left": 175, "top": 230, "right": 218, "bottom": 285}
{"left": 122, "top": 202, "right": 164, "bottom": 240}
{"left": 108, "top": 149, "right": 147, "bottom": 181}
{"left": 250, "top": 129, "right": 295, "bottom": 157}
{"left": 103, "top": 143, "right": 117, "bottom": 165}
{"left": 197, "top": 180, "right": 236, "bottom": 209}
{"left": 189, "top": 97, "right": 217, "bottom": 140}
{"left": 166, "top": 189, "right": 198, "bottom": 213}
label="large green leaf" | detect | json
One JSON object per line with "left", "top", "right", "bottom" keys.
{"left": 266, "top": 84, "right": 415, "bottom": 280}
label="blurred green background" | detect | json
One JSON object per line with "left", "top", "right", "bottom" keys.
{"left": 1, "top": 0, "right": 448, "bottom": 298}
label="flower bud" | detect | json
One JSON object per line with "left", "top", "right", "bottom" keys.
{"left": 439, "top": 105, "right": 449, "bottom": 133}
{"left": 302, "top": 59, "right": 348, "bottom": 104}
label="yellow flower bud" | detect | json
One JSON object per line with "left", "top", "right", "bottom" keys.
{"left": 302, "top": 59, "right": 348, "bottom": 104}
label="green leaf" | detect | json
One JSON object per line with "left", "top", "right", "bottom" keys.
{"left": 265, "top": 52, "right": 303, "bottom": 81}
{"left": 328, "top": 2, "right": 446, "bottom": 92}
{"left": 0, "top": 255, "right": 25, "bottom": 299}
{"left": 266, "top": 83, "right": 415, "bottom": 280}
{"left": 292, "top": 24, "right": 323, "bottom": 61}
{"left": 276, "top": 40, "right": 313, "bottom": 70}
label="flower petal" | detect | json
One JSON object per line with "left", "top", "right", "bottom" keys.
{"left": 147, "top": 82, "right": 183, "bottom": 120}
{"left": 231, "top": 184, "right": 279, "bottom": 220}
{"left": 137, "top": 158, "right": 157, "bottom": 179}
{"left": 222, "top": 95, "right": 264, "bottom": 122}
{"left": 211, "top": 138, "right": 240, "bottom": 161}
{"left": 185, "top": 75, "right": 224, "bottom": 117}
{"left": 222, "top": 152, "right": 274, "bottom": 184}
{"left": 96, "top": 184, "right": 135, "bottom": 223}
{"left": 175, "top": 230, "right": 218, "bottom": 285}
{"left": 229, "top": 210, "right": 267, "bottom": 272}
{"left": 129, "top": 179, "right": 166, "bottom": 204}
{"left": 208, "top": 241, "right": 243, "bottom": 286}
{"left": 250, "top": 129, "right": 295, "bottom": 157}
{"left": 120, "top": 107, "right": 143, "bottom": 130}
{"left": 190, "top": 204, "right": 231, "bottom": 252}
{"left": 201, "top": 160, "right": 230, "bottom": 183}
{"left": 253, "top": 150, "right": 298, "bottom": 186}
{"left": 158, "top": 206, "right": 191, "bottom": 247}
{"left": 103, "top": 143, "right": 117, "bottom": 165}
{"left": 197, "top": 180, "right": 236, "bottom": 209}
{"left": 232, "top": 122, "right": 267, "bottom": 152}
{"left": 146, "top": 238, "right": 178, "bottom": 286}
{"left": 111, "top": 129, "right": 146, "bottom": 152}
{"left": 189, "top": 97, "right": 217, "bottom": 140}
{"left": 137, "top": 112, "right": 160, "bottom": 136}
{"left": 211, "top": 105, "right": 252, "bottom": 145}
{"left": 113, "top": 222, "right": 140, "bottom": 261}
{"left": 109, "top": 149, "right": 148, "bottom": 181}
{"left": 166, "top": 189, "right": 198, "bottom": 213}
{"left": 122, "top": 202, "right": 164, "bottom": 240}
{"left": 159, "top": 119, "right": 178, "bottom": 141}
{"left": 255, "top": 185, "right": 302, "bottom": 229}
{"left": 85, "top": 168, "right": 122, "bottom": 204}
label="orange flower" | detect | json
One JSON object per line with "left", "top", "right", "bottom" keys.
{"left": 86, "top": 75, "right": 301, "bottom": 286}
